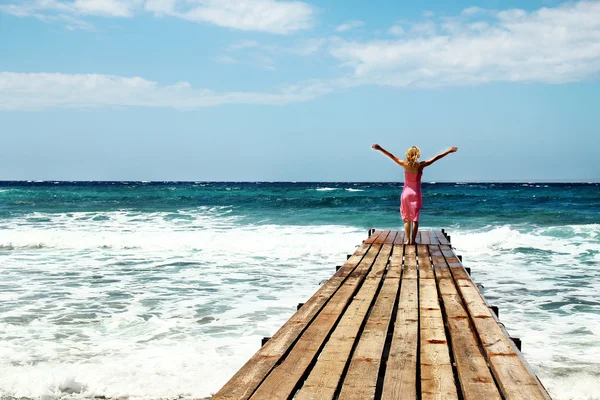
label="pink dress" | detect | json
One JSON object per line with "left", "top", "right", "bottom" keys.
{"left": 400, "top": 170, "right": 423, "bottom": 222}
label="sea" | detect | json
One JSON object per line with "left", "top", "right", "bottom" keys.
{"left": 0, "top": 181, "right": 598, "bottom": 400}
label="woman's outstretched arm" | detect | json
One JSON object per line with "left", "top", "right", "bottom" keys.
{"left": 372, "top": 144, "right": 404, "bottom": 166}
{"left": 422, "top": 146, "right": 458, "bottom": 167}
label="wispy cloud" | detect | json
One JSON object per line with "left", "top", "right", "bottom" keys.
{"left": 330, "top": 1, "right": 600, "bottom": 88}
{"left": 387, "top": 25, "right": 404, "bottom": 36}
{"left": 335, "top": 20, "right": 364, "bottom": 32}
{"left": 2, "top": 1, "right": 600, "bottom": 111}
{"left": 0, "top": 0, "right": 315, "bottom": 34}
{"left": 226, "top": 38, "right": 327, "bottom": 56}
{"left": 216, "top": 37, "right": 327, "bottom": 70}
{"left": 0, "top": 72, "right": 332, "bottom": 110}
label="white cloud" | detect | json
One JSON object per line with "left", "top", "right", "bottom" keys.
{"left": 330, "top": 1, "right": 600, "bottom": 88}
{"left": 388, "top": 25, "right": 404, "bottom": 36}
{"left": 0, "top": 0, "right": 140, "bottom": 18}
{"left": 0, "top": 0, "right": 315, "bottom": 34}
{"left": 410, "top": 21, "right": 436, "bottom": 36}
{"left": 214, "top": 54, "right": 237, "bottom": 64}
{"left": 0, "top": 72, "right": 332, "bottom": 110}
{"left": 335, "top": 20, "right": 364, "bottom": 32}
{"left": 146, "top": 0, "right": 314, "bottom": 34}
{"left": 227, "top": 38, "right": 326, "bottom": 56}
{"left": 227, "top": 40, "right": 261, "bottom": 51}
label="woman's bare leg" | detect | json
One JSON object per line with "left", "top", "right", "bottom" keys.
{"left": 411, "top": 221, "right": 419, "bottom": 244}
{"left": 403, "top": 221, "right": 410, "bottom": 244}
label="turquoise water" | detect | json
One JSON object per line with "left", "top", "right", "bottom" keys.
{"left": 0, "top": 182, "right": 598, "bottom": 399}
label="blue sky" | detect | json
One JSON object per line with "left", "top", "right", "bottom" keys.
{"left": 1, "top": 0, "right": 599, "bottom": 181}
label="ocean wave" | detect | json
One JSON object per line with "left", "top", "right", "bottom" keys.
{"left": 0, "top": 209, "right": 360, "bottom": 251}
{"left": 0, "top": 224, "right": 365, "bottom": 399}
{"left": 345, "top": 188, "right": 364, "bottom": 192}
{"left": 315, "top": 187, "right": 338, "bottom": 191}
{"left": 449, "top": 223, "right": 600, "bottom": 400}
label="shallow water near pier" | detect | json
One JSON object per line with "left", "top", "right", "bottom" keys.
{"left": 0, "top": 182, "right": 598, "bottom": 399}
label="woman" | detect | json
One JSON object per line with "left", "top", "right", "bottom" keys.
{"left": 372, "top": 144, "right": 458, "bottom": 244}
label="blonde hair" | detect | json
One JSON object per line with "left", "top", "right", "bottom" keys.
{"left": 405, "top": 146, "right": 421, "bottom": 168}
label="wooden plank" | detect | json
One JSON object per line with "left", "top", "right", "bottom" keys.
{"left": 417, "top": 244, "right": 434, "bottom": 280}
{"left": 387, "top": 241, "right": 403, "bottom": 280}
{"left": 433, "top": 230, "right": 450, "bottom": 245}
{"left": 419, "top": 245, "right": 458, "bottom": 400}
{"left": 365, "top": 230, "right": 383, "bottom": 244}
{"left": 394, "top": 231, "right": 406, "bottom": 245}
{"left": 402, "top": 245, "right": 417, "bottom": 280}
{"left": 295, "top": 243, "right": 394, "bottom": 400}
{"left": 384, "top": 231, "right": 397, "bottom": 245}
{"left": 249, "top": 243, "right": 385, "bottom": 400}
{"left": 429, "top": 231, "right": 441, "bottom": 245}
{"left": 374, "top": 230, "right": 391, "bottom": 244}
{"left": 382, "top": 245, "right": 417, "bottom": 400}
{"left": 431, "top": 246, "right": 502, "bottom": 400}
{"left": 338, "top": 244, "right": 403, "bottom": 399}
{"left": 213, "top": 232, "right": 384, "bottom": 400}
{"left": 439, "top": 245, "right": 550, "bottom": 400}
{"left": 416, "top": 231, "right": 422, "bottom": 244}
{"left": 421, "top": 230, "right": 431, "bottom": 244}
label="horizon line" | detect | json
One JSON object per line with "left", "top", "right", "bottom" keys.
{"left": 0, "top": 180, "right": 598, "bottom": 184}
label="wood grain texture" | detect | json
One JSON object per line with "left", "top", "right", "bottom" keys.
{"left": 429, "top": 231, "right": 441, "bottom": 245}
{"left": 431, "top": 246, "right": 501, "bottom": 400}
{"left": 374, "top": 230, "right": 392, "bottom": 244}
{"left": 439, "top": 245, "right": 550, "bottom": 400}
{"left": 382, "top": 244, "right": 417, "bottom": 400}
{"left": 433, "top": 230, "right": 450, "bottom": 245}
{"left": 394, "top": 231, "right": 406, "bottom": 245}
{"left": 421, "top": 230, "right": 431, "bottom": 244}
{"left": 216, "top": 231, "right": 551, "bottom": 400}
{"left": 419, "top": 245, "right": 458, "bottom": 400}
{"left": 213, "top": 232, "right": 383, "bottom": 400}
{"left": 338, "top": 244, "right": 402, "bottom": 400}
{"left": 295, "top": 243, "right": 394, "bottom": 400}
{"left": 249, "top": 243, "right": 385, "bottom": 400}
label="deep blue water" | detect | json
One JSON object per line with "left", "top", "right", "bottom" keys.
{"left": 1, "top": 181, "right": 598, "bottom": 228}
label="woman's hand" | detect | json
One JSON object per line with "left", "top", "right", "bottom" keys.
{"left": 372, "top": 144, "right": 382, "bottom": 151}
{"left": 449, "top": 146, "right": 458, "bottom": 153}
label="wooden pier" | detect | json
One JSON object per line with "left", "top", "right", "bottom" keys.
{"left": 213, "top": 230, "right": 551, "bottom": 400}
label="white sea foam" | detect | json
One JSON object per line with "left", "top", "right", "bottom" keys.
{"left": 0, "top": 210, "right": 365, "bottom": 399}
{"left": 345, "top": 188, "right": 364, "bottom": 192}
{"left": 1, "top": 211, "right": 598, "bottom": 399}
{"left": 450, "top": 224, "right": 600, "bottom": 399}
{"left": 315, "top": 187, "right": 338, "bottom": 191}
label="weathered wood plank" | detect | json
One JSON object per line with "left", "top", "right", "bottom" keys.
{"left": 394, "top": 231, "right": 406, "bottom": 245}
{"left": 417, "top": 244, "right": 435, "bottom": 280}
{"left": 430, "top": 246, "right": 502, "bottom": 400}
{"left": 374, "top": 230, "right": 392, "bottom": 244}
{"left": 403, "top": 245, "right": 417, "bottom": 280}
{"left": 419, "top": 245, "right": 458, "bottom": 400}
{"left": 384, "top": 230, "right": 397, "bottom": 244}
{"left": 213, "top": 232, "right": 384, "bottom": 400}
{"left": 421, "top": 230, "right": 431, "bottom": 244}
{"left": 338, "top": 243, "right": 402, "bottom": 400}
{"left": 433, "top": 230, "right": 450, "bottom": 245}
{"left": 365, "top": 230, "right": 384, "bottom": 244}
{"left": 217, "top": 231, "right": 550, "bottom": 400}
{"left": 429, "top": 231, "right": 441, "bottom": 245}
{"left": 382, "top": 245, "right": 417, "bottom": 400}
{"left": 249, "top": 242, "right": 385, "bottom": 400}
{"left": 387, "top": 241, "right": 403, "bottom": 280}
{"left": 295, "top": 242, "right": 394, "bottom": 400}
{"left": 439, "top": 245, "right": 550, "bottom": 400}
